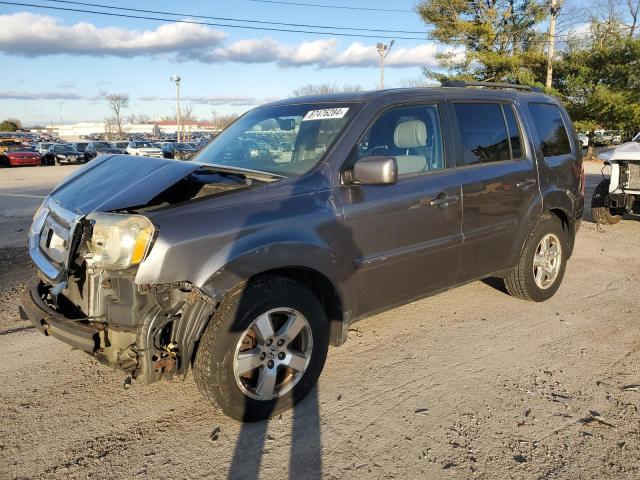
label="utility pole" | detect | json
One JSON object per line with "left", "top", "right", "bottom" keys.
{"left": 377, "top": 40, "right": 395, "bottom": 90}
{"left": 170, "top": 74, "right": 181, "bottom": 142}
{"left": 545, "top": 0, "right": 558, "bottom": 89}
{"left": 59, "top": 102, "right": 63, "bottom": 126}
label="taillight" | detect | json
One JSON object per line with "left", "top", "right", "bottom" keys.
{"left": 581, "top": 163, "right": 585, "bottom": 196}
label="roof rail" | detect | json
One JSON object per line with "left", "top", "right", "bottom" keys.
{"left": 441, "top": 80, "right": 542, "bottom": 93}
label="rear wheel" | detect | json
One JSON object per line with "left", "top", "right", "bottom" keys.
{"left": 504, "top": 214, "right": 569, "bottom": 302}
{"left": 591, "top": 179, "right": 622, "bottom": 225}
{"left": 193, "top": 276, "right": 329, "bottom": 422}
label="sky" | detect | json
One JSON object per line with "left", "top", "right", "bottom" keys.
{"left": 0, "top": 0, "right": 445, "bottom": 126}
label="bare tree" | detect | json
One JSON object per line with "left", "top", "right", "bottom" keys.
{"left": 105, "top": 93, "right": 129, "bottom": 139}
{"left": 291, "top": 83, "right": 362, "bottom": 97}
{"left": 181, "top": 103, "right": 196, "bottom": 141}
{"left": 626, "top": 0, "right": 640, "bottom": 36}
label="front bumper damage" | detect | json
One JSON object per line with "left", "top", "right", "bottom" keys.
{"left": 21, "top": 197, "right": 215, "bottom": 384}
{"left": 20, "top": 276, "right": 216, "bottom": 384}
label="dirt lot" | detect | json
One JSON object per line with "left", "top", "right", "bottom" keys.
{"left": 1, "top": 162, "right": 639, "bottom": 479}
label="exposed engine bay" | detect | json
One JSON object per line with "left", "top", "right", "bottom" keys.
{"left": 602, "top": 140, "right": 640, "bottom": 216}
{"left": 23, "top": 155, "right": 278, "bottom": 384}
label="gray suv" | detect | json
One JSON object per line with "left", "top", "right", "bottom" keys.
{"left": 20, "top": 82, "right": 584, "bottom": 421}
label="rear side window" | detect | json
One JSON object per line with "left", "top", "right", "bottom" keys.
{"left": 453, "top": 103, "right": 521, "bottom": 165}
{"left": 528, "top": 103, "right": 571, "bottom": 157}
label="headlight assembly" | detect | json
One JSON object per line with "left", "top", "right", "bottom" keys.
{"left": 86, "top": 212, "right": 155, "bottom": 269}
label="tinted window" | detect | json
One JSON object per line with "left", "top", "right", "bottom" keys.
{"left": 356, "top": 104, "right": 444, "bottom": 175}
{"left": 528, "top": 103, "right": 571, "bottom": 157}
{"left": 453, "top": 103, "right": 510, "bottom": 165}
{"left": 503, "top": 106, "right": 523, "bottom": 158}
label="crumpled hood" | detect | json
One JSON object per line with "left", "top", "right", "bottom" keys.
{"left": 49, "top": 154, "right": 200, "bottom": 214}
{"left": 600, "top": 141, "right": 640, "bottom": 162}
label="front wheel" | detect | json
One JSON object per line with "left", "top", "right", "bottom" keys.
{"left": 591, "top": 179, "right": 622, "bottom": 225}
{"left": 193, "top": 276, "right": 329, "bottom": 422}
{"left": 504, "top": 214, "right": 569, "bottom": 302}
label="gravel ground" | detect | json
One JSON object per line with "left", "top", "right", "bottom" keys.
{"left": 1, "top": 162, "right": 639, "bottom": 479}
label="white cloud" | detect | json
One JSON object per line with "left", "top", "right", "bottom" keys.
{"left": 0, "top": 90, "right": 85, "bottom": 100}
{"left": 0, "top": 12, "right": 440, "bottom": 68}
{"left": 0, "top": 12, "right": 226, "bottom": 57}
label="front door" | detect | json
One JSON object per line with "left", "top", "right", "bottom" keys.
{"left": 337, "top": 103, "right": 463, "bottom": 316}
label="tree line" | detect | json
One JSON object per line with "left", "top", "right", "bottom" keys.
{"left": 416, "top": 0, "right": 640, "bottom": 139}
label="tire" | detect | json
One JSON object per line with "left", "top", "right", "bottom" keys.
{"left": 193, "top": 276, "right": 329, "bottom": 422}
{"left": 504, "top": 214, "right": 569, "bottom": 302}
{"left": 591, "top": 179, "right": 622, "bottom": 225}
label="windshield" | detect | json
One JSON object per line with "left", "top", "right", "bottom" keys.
{"left": 176, "top": 143, "right": 195, "bottom": 150}
{"left": 7, "top": 146, "right": 34, "bottom": 152}
{"left": 194, "top": 103, "right": 357, "bottom": 176}
{"left": 54, "top": 145, "right": 75, "bottom": 153}
{"left": 633, "top": 132, "right": 640, "bottom": 142}
{"left": 134, "top": 141, "right": 156, "bottom": 148}
{"left": 94, "top": 142, "right": 112, "bottom": 149}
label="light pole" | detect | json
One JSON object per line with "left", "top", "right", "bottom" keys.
{"left": 545, "top": 0, "right": 559, "bottom": 89}
{"left": 170, "top": 74, "right": 181, "bottom": 142}
{"left": 377, "top": 40, "right": 395, "bottom": 90}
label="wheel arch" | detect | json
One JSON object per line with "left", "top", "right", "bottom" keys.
{"left": 250, "top": 266, "right": 345, "bottom": 347}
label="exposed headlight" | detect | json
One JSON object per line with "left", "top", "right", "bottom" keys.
{"left": 86, "top": 212, "right": 155, "bottom": 269}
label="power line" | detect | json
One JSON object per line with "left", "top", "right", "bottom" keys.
{"left": 0, "top": 1, "right": 428, "bottom": 39}
{"left": 242, "top": 0, "right": 413, "bottom": 13}
{"left": 39, "top": 0, "right": 426, "bottom": 34}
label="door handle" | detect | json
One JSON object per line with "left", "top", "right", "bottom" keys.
{"left": 429, "top": 194, "right": 459, "bottom": 209}
{"left": 516, "top": 179, "right": 537, "bottom": 189}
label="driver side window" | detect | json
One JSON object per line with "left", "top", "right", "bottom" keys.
{"left": 356, "top": 104, "right": 444, "bottom": 176}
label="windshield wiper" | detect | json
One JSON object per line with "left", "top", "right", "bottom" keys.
{"left": 196, "top": 162, "right": 285, "bottom": 181}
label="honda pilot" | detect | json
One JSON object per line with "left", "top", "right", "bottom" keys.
{"left": 20, "top": 82, "right": 584, "bottom": 421}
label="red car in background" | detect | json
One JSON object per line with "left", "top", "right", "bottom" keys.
{"left": 0, "top": 145, "right": 42, "bottom": 167}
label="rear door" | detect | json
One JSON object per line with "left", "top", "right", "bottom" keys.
{"left": 450, "top": 101, "right": 542, "bottom": 281}
{"left": 337, "top": 102, "right": 463, "bottom": 315}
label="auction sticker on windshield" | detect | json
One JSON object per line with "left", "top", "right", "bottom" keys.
{"left": 302, "top": 108, "right": 349, "bottom": 121}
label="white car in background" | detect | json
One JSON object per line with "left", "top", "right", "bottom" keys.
{"left": 125, "top": 140, "right": 163, "bottom": 157}
{"left": 577, "top": 133, "right": 589, "bottom": 149}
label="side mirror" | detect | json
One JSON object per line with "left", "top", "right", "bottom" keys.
{"left": 349, "top": 156, "right": 397, "bottom": 185}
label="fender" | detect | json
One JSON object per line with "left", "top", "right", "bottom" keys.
{"left": 195, "top": 228, "right": 348, "bottom": 300}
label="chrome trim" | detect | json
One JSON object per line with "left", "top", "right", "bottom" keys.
{"left": 28, "top": 198, "right": 82, "bottom": 282}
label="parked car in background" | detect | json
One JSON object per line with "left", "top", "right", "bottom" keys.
{"left": 36, "top": 142, "right": 54, "bottom": 156}
{"left": 0, "top": 145, "right": 41, "bottom": 167}
{"left": 71, "top": 142, "right": 89, "bottom": 154}
{"left": 126, "top": 140, "right": 163, "bottom": 157}
{"left": 112, "top": 141, "right": 130, "bottom": 151}
{"left": 0, "top": 138, "right": 23, "bottom": 155}
{"left": 42, "top": 144, "right": 85, "bottom": 165}
{"left": 577, "top": 133, "right": 589, "bottom": 149}
{"left": 85, "top": 141, "right": 123, "bottom": 161}
{"left": 162, "top": 142, "right": 198, "bottom": 160}
{"left": 21, "top": 82, "right": 584, "bottom": 421}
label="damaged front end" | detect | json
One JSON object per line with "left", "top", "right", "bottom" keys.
{"left": 21, "top": 199, "right": 216, "bottom": 383}
{"left": 604, "top": 142, "right": 640, "bottom": 216}
{"left": 19, "top": 155, "right": 271, "bottom": 383}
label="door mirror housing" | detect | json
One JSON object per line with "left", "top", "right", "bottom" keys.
{"left": 349, "top": 156, "right": 397, "bottom": 185}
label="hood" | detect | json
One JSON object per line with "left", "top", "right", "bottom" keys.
{"left": 600, "top": 142, "right": 640, "bottom": 162}
{"left": 48, "top": 155, "right": 200, "bottom": 214}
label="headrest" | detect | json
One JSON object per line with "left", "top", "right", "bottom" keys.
{"left": 394, "top": 120, "right": 427, "bottom": 149}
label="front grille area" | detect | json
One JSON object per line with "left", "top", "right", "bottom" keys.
{"left": 628, "top": 163, "right": 640, "bottom": 190}
{"left": 29, "top": 200, "right": 80, "bottom": 282}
